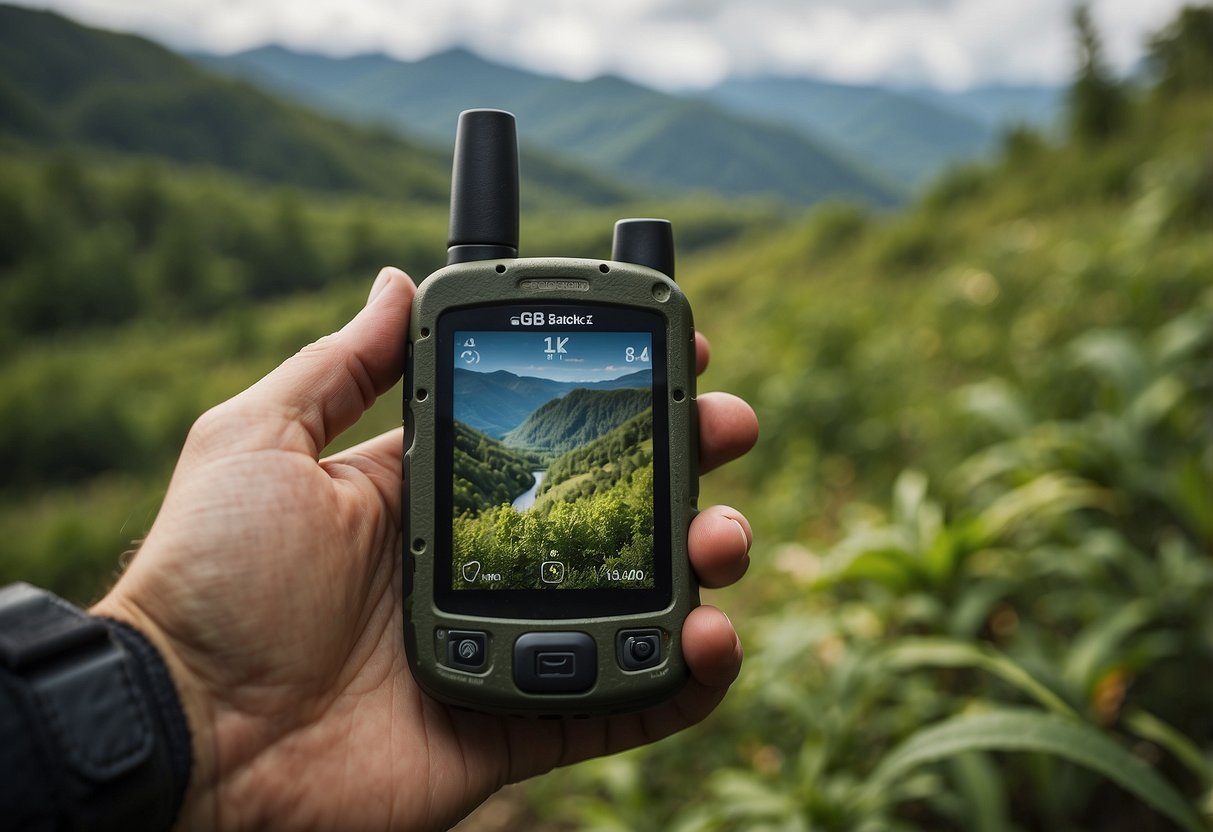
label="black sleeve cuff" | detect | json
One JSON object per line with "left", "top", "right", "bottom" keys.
{"left": 100, "top": 618, "right": 194, "bottom": 820}
{"left": 0, "top": 584, "right": 193, "bottom": 832}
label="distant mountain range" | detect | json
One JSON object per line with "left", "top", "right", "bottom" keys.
{"left": 703, "top": 78, "right": 987, "bottom": 189}
{"left": 0, "top": 5, "right": 626, "bottom": 208}
{"left": 0, "top": 4, "right": 1064, "bottom": 208}
{"left": 701, "top": 78, "right": 1058, "bottom": 189}
{"left": 194, "top": 45, "right": 901, "bottom": 206}
{"left": 453, "top": 368, "right": 652, "bottom": 439}
{"left": 196, "top": 45, "right": 1060, "bottom": 197}
{"left": 905, "top": 84, "right": 1063, "bottom": 131}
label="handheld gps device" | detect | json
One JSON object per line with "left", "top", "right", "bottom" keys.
{"left": 403, "top": 109, "right": 699, "bottom": 716}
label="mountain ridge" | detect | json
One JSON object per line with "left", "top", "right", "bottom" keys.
{"left": 503, "top": 387, "right": 652, "bottom": 454}
{"left": 195, "top": 44, "right": 901, "bottom": 206}
{"left": 703, "top": 75, "right": 996, "bottom": 189}
{"left": 0, "top": 5, "right": 630, "bottom": 208}
{"left": 453, "top": 368, "right": 652, "bottom": 438}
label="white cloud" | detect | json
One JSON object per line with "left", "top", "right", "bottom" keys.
{"left": 8, "top": 0, "right": 1193, "bottom": 89}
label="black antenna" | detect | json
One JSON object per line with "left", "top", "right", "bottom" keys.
{"left": 447, "top": 109, "right": 520, "bottom": 265}
{"left": 612, "top": 218, "right": 675, "bottom": 281}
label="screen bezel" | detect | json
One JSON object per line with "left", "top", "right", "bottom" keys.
{"left": 434, "top": 302, "right": 672, "bottom": 619}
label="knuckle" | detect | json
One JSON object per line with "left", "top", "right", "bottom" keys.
{"left": 184, "top": 400, "right": 240, "bottom": 455}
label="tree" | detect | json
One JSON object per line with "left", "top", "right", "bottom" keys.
{"left": 1147, "top": 5, "right": 1213, "bottom": 94}
{"left": 1067, "top": 4, "right": 1126, "bottom": 142}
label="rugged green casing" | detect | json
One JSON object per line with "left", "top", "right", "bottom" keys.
{"left": 403, "top": 256, "right": 699, "bottom": 716}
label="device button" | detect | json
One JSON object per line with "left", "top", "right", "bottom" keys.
{"left": 513, "top": 632, "right": 596, "bottom": 693}
{"left": 617, "top": 628, "right": 663, "bottom": 671}
{"left": 536, "top": 652, "right": 576, "bottom": 677}
{"left": 403, "top": 342, "right": 415, "bottom": 445}
{"left": 447, "top": 630, "right": 488, "bottom": 672}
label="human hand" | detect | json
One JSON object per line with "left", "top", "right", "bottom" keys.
{"left": 93, "top": 267, "right": 759, "bottom": 831}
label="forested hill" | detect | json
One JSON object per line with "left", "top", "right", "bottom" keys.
{"left": 453, "top": 369, "right": 653, "bottom": 438}
{"left": 451, "top": 422, "right": 535, "bottom": 516}
{"left": 536, "top": 408, "right": 654, "bottom": 508}
{"left": 504, "top": 387, "right": 651, "bottom": 454}
{"left": 0, "top": 5, "right": 627, "bottom": 206}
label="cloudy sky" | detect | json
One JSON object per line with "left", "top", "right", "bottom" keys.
{"left": 13, "top": 0, "right": 1191, "bottom": 91}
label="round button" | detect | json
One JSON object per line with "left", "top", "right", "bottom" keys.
{"left": 446, "top": 630, "right": 487, "bottom": 671}
{"left": 618, "top": 630, "right": 662, "bottom": 670}
{"left": 629, "top": 638, "right": 654, "bottom": 662}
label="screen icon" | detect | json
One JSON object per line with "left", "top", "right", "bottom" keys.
{"left": 461, "top": 561, "right": 481, "bottom": 583}
{"left": 540, "top": 560, "right": 565, "bottom": 584}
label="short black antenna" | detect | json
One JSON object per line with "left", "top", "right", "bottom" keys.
{"left": 612, "top": 218, "right": 675, "bottom": 281}
{"left": 447, "top": 109, "right": 520, "bottom": 265}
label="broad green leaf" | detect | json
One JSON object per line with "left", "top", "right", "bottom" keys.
{"left": 893, "top": 469, "right": 930, "bottom": 534}
{"left": 823, "top": 548, "right": 921, "bottom": 589}
{"left": 1063, "top": 598, "right": 1154, "bottom": 696}
{"left": 949, "top": 752, "right": 1011, "bottom": 832}
{"left": 1126, "top": 709, "right": 1213, "bottom": 785}
{"left": 815, "top": 525, "right": 923, "bottom": 590}
{"left": 1151, "top": 308, "right": 1213, "bottom": 367}
{"left": 708, "top": 770, "right": 800, "bottom": 823}
{"left": 975, "top": 472, "right": 1110, "bottom": 544}
{"left": 946, "top": 579, "right": 1010, "bottom": 638}
{"left": 1127, "top": 374, "right": 1187, "bottom": 432}
{"left": 955, "top": 378, "right": 1033, "bottom": 437}
{"left": 1172, "top": 456, "right": 1213, "bottom": 544}
{"left": 880, "top": 637, "right": 1076, "bottom": 718}
{"left": 1068, "top": 329, "right": 1148, "bottom": 398}
{"left": 869, "top": 709, "right": 1205, "bottom": 832}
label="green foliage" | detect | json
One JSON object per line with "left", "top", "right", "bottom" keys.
{"left": 1147, "top": 5, "right": 1213, "bottom": 94}
{"left": 452, "top": 422, "right": 536, "bottom": 515}
{"left": 3, "top": 5, "right": 1213, "bottom": 830}
{"left": 0, "top": 151, "right": 445, "bottom": 348}
{"left": 1068, "top": 5, "right": 1128, "bottom": 143}
{"left": 452, "top": 393, "right": 656, "bottom": 590}
{"left": 868, "top": 710, "right": 1205, "bottom": 832}
{"left": 521, "top": 9, "right": 1213, "bottom": 829}
{"left": 538, "top": 408, "right": 653, "bottom": 502}
{"left": 504, "top": 388, "right": 651, "bottom": 454}
{"left": 453, "top": 463, "right": 654, "bottom": 590}
{"left": 0, "top": 5, "right": 451, "bottom": 202}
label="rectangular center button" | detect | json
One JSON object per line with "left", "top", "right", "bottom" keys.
{"left": 514, "top": 632, "right": 596, "bottom": 693}
{"left": 536, "top": 652, "right": 576, "bottom": 677}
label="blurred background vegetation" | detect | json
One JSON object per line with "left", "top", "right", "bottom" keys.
{"left": 1, "top": 2, "right": 1211, "bottom": 830}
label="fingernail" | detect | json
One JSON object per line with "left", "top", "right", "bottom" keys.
{"left": 367, "top": 267, "right": 394, "bottom": 305}
{"left": 728, "top": 517, "right": 750, "bottom": 554}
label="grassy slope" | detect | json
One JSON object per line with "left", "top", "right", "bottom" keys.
{"left": 516, "top": 86, "right": 1212, "bottom": 831}
{"left": 691, "top": 90, "right": 1213, "bottom": 545}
